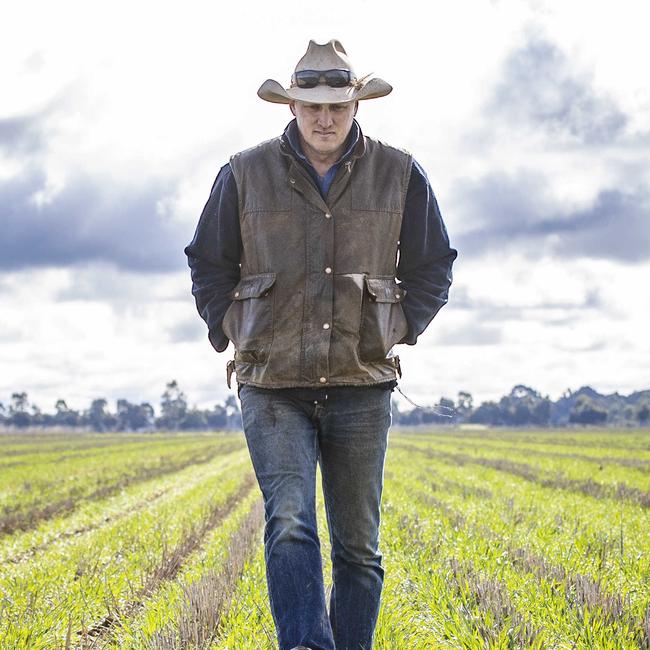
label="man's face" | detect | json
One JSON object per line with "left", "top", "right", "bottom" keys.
{"left": 290, "top": 100, "right": 358, "bottom": 159}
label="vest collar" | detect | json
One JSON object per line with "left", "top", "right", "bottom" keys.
{"left": 280, "top": 120, "right": 366, "bottom": 210}
{"left": 279, "top": 118, "right": 366, "bottom": 167}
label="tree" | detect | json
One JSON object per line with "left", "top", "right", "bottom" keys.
{"left": 159, "top": 381, "right": 188, "bottom": 430}
{"left": 9, "top": 392, "right": 31, "bottom": 428}
{"left": 140, "top": 403, "right": 155, "bottom": 429}
{"left": 179, "top": 408, "right": 209, "bottom": 430}
{"left": 496, "top": 385, "right": 551, "bottom": 426}
{"left": 54, "top": 399, "right": 80, "bottom": 427}
{"left": 470, "top": 400, "right": 502, "bottom": 426}
{"left": 206, "top": 403, "right": 228, "bottom": 429}
{"left": 430, "top": 397, "right": 455, "bottom": 423}
{"left": 85, "top": 398, "right": 115, "bottom": 431}
{"left": 116, "top": 399, "right": 155, "bottom": 431}
{"left": 224, "top": 395, "right": 242, "bottom": 429}
{"left": 569, "top": 394, "right": 607, "bottom": 425}
{"left": 456, "top": 391, "right": 474, "bottom": 420}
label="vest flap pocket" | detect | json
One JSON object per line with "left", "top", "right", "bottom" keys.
{"left": 230, "top": 273, "right": 276, "bottom": 300}
{"left": 223, "top": 272, "right": 276, "bottom": 366}
{"left": 364, "top": 277, "right": 406, "bottom": 303}
{"left": 359, "top": 276, "right": 408, "bottom": 363}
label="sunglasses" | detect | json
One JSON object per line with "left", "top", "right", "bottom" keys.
{"left": 293, "top": 69, "right": 354, "bottom": 89}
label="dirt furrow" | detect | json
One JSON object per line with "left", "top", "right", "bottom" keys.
{"left": 147, "top": 498, "right": 265, "bottom": 649}
{"left": 451, "top": 443, "right": 650, "bottom": 473}
{"left": 393, "top": 443, "right": 650, "bottom": 508}
{"left": 392, "top": 481, "right": 649, "bottom": 647}
{"left": 5, "top": 485, "right": 173, "bottom": 565}
{"left": 0, "top": 441, "right": 244, "bottom": 536}
{"left": 74, "top": 474, "right": 257, "bottom": 649}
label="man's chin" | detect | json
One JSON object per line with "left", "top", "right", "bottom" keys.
{"left": 311, "top": 142, "right": 340, "bottom": 155}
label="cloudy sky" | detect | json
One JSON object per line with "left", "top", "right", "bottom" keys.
{"left": 2, "top": 0, "right": 649, "bottom": 413}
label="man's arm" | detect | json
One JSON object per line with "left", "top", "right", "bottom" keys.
{"left": 397, "top": 159, "right": 457, "bottom": 345}
{"left": 184, "top": 164, "right": 241, "bottom": 352}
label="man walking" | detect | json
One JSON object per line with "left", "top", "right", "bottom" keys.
{"left": 185, "top": 39, "right": 456, "bottom": 650}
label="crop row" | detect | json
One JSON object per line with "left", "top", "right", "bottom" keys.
{"left": 3, "top": 429, "right": 647, "bottom": 648}
{"left": 136, "top": 498, "right": 264, "bottom": 649}
{"left": 1, "top": 447, "right": 244, "bottom": 566}
{"left": 396, "top": 427, "right": 650, "bottom": 452}
{"left": 371, "top": 446, "right": 650, "bottom": 647}
{"left": 174, "top": 434, "right": 650, "bottom": 648}
{"left": 0, "top": 432, "right": 155, "bottom": 455}
{"left": 388, "top": 446, "right": 650, "bottom": 594}
{"left": 0, "top": 433, "right": 194, "bottom": 465}
{"left": 0, "top": 435, "right": 245, "bottom": 536}
{"left": 393, "top": 439, "right": 650, "bottom": 507}
{"left": 0, "top": 449, "right": 254, "bottom": 649}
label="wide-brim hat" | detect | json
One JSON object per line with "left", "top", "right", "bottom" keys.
{"left": 258, "top": 39, "right": 392, "bottom": 105}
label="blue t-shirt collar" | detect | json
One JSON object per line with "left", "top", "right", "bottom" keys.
{"left": 283, "top": 119, "right": 361, "bottom": 197}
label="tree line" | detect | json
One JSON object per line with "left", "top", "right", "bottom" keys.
{"left": 392, "top": 384, "right": 650, "bottom": 427}
{"left": 1, "top": 382, "right": 649, "bottom": 432}
{"left": 0, "top": 381, "right": 242, "bottom": 431}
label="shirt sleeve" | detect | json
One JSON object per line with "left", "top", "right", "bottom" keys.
{"left": 397, "top": 159, "right": 457, "bottom": 345}
{"left": 184, "top": 163, "right": 241, "bottom": 353}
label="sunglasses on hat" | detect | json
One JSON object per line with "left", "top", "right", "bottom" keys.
{"left": 293, "top": 69, "right": 353, "bottom": 89}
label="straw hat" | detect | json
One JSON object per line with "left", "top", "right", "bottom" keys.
{"left": 257, "top": 39, "right": 392, "bottom": 104}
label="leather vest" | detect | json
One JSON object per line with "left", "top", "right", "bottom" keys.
{"left": 224, "top": 131, "right": 412, "bottom": 388}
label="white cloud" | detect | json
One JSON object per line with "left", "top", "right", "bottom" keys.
{"left": 395, "top": 255, "right": 650, "bottom": 404}
{"left": 2, "top": 0, "right": 650, "bottom": 412}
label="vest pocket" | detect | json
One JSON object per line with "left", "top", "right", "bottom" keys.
{"left": 222, "top": 273, "right": 276, "bottom": 365}
{"left": 359, "top": 276, "right": 408, "bottom": 363}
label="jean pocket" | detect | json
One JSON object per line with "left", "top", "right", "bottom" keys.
{"left": 222, "top": 272, "right": 276, "bottom": 365}
{"left": 358, "top": 276, "right": 408, "bottom": 363}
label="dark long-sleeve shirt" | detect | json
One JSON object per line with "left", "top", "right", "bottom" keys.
{"left": 185, "top": 120, "right": 457, "bottom": 362}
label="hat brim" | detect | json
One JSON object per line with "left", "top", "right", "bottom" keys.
{"left": 257, "top": 77, "right": 392, "bottom": 104}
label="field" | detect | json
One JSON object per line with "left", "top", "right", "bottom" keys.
{"left": 0, "top": 428, "right": 648, "bottom": 649}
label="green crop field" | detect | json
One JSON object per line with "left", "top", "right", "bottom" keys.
{"left": 0, "top": 428, "right": 648, "bottom": 649}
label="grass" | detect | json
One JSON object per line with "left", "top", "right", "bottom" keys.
{"left": 0, "top": 427, "right": 648, "bottom": 649}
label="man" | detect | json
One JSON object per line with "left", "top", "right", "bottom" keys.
{"left": 185, "top": 39, "right": 456, "bottom": 650}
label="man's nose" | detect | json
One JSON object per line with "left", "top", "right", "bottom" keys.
{"left": 317, "top": 108, "right": 333, "bottom": 127}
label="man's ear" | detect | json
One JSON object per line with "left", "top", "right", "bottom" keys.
{"left": 353, "top": 101, "right": 359, "bottom": 116}
{"left": 289, "top": 102, "right": 296, "bottom": 116}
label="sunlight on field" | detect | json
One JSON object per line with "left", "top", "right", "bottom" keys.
{"left": 0, "top": 428, "right": 648, "bottom": 648}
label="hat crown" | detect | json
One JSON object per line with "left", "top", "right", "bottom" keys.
{"left": 294, "top": 39, "right": 356, "bottom": 79}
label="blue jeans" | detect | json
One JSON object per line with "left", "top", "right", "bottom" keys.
{"left": 238, "top": 383, "right": 392, "bottom": 650}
